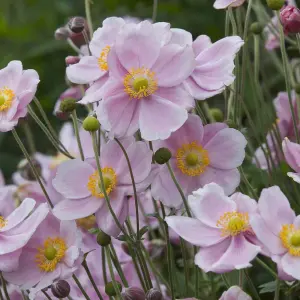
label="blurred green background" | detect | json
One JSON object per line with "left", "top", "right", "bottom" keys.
{"left": 0, "top": 0, "right": 225, "bottom": 179}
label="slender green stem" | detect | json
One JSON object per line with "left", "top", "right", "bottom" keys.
{"left": 228, "top": 8, "right": 237, "bottom": 35}
{"left": 71, "top": 110, "right": 85, "bottom": 161}
{"left": 0, "top": 273, "right": 10, "bottom": 300}
{"left": 101, "top": 247, "right": 108, "bottom": 285}
{"left": 244, "top": 270, "right": 261, "bottom": 300}
{"left": 82, "top": 260, "right": 103, "bottom": 300}
{"left": 22, "top": 122, "right": 36, "bottom": 154}
{"left": 180, "top": 237, "right": 189, "bottom": 295}
{"left": 12, "top": 129, "right": 54, "bottom": 208}
{"left": 41, "top": 290, "right": 52, "bottom": 300}
{"left": 67, "top": 38, "right": 82, "bottom": 54}
{"left": 73, "top": 274, "right": 91, "bottom": 300}
{"left": 274, "top": 278, "right": 280, "bottom": 300}
{"left": 84, "top": 0, "right": 93, "bottom": 37}
{"left": 152, "top": 0, "right": 158, "bottom": 22}
{"left": 255, "top": 257, "right": 277, "bottom": 279}
{"left": 202, "top": 102, "right": 215, "bottom": 123}
{"left": 166, "top": 162, "right": 191, "bottom": 217}
{"left": 0, "top": 288, "right": 4, "bottom": 300}
{"left": 254, "top": 35, "right": 260, "bottom": 82}
{"left": 221, "top": 274, "right": 230, "bottom": 289}
{"left": 238, "top": 270, "right": 243, "bottom": 288}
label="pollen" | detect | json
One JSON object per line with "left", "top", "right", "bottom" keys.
{"left": 0, "top": 216, "right": 7, "bottom": 229}
{"left": 98, "top": 45, "right": 111, "bottom": 71}
{"left": 217, "top": 212, "right": 251, "bottom": 236}
{"left": 35, "top": 237, "right": 67, "bottom": 272}
{"left": 87, "top": 167, "right": 117, "bottom": 198}
{"left": 123, "top": 67, "right": 157, "bottom": 99}
{"left": 280, "top": 224, "right": 300, "bottom": 256}
{"left": 0, "top": 87, "right": 15, "bottom": 111}
{"left": 176, "top": 141, "right": 210, "bottom": 176}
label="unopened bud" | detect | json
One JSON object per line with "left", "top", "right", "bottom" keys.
{"left": 266, "top": 0, "right": 285, "bottom": 10}
{"left": 51, "top": 280, "right": 70, "bottom": 298}
{"left": 65, "top": 56, "right": 80, "bottom": 65}
{"left": 280, "top": 5, "right": 300, "bottom": 34}
{"left": 209, "top": 108, "right": 224, "bottom": 122}
{"left": 121, "top": 287, "right": 145, "bottom": 300}
{"left": 54, "top": 27, "right": 70, "bottom": 41}
{"left": 18, "top": 158, "right": 42, "bottom": 181}
{"left": 295, "top": 83, "right": 300, "bottom": 94}
{"left": 154, "top": 148, "right": 172, "bottom": 165}
{"left": 145, "top": 288, "right": 163, "bottom": 300}
{"left": 59, "top": 98, "right": 76, "bottom": 113}
{"left": 250, "top": 22, "right": 263, "bottom": 35}
{"left": 96, "top": 230, "right": 111, "bottom": 246}
{"left": 105, "top": 281, "right": 122, "bottom": 296}
{"left": 83, "top": 116, "right": 100, "bottom": 132}
{"left": 69, "top": 16, "right": 85, "bottom": 33}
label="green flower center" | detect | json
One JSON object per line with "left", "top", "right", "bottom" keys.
{"left": 185, "top": 153, "right": 199, "bottom": 166}
{"left": 227, "top": 216, "right": 245, "bottom": 233}
{"left": 290, "top": 232, "right": 300, "bottom": 247}
{"left": 44, "top": 246, "right": 57, "bottom": 261}
{"left": 133, "top": 77, "right": 149, "bottom": 92}
{"left": 0, "top": 96, "right": 5, "bottom": 106}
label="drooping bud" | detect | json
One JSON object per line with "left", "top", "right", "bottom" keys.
{"left": 154, "top": 148, "right": 172, "bottom": 165}
{"left": 209, "top": 108, "right": 224, "bottom": 122}
{"left": 105, "top": 281, "right": 122, "bottom": 296}
{"left": 18, "top": 158, "right": 42, "bottom": 181}
{"left": 250, "top": 22, "right": 263, "bottom": 35}
{"left": 121, "top": 287, "right": 145, "bottom": 300}
{"left": 65, "top": 56, "right": 80, "bottom": 65}
{"left": 51, "top": 280, "right": 71, "bottom": 298}
{"left": 54, "top": 27, "right": 70, "bottom": 41}
{"left": 145, "top": 288, "right": 163, "bottom": 300}
{"left": 83, "top": 116, "right": 100, "bottom": 132}
{"left": 59, "top": 98, "right": 76, "bottom": 113}
{"left": 96, "top": 229, "right": 111, "bottom": 246}
{"left": 280, "top": 5, "right": 300, "bottom": 34}
{"left": 68, "top": 16, "right": 86, "bottom": 33}
{"left": 266, "top": 0, "right": 285, "bottom": 11}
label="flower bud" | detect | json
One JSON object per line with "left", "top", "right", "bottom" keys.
{"left": 105, "top": 281, "right": 122, "bottom": 296}
{"left": 121, "top": 287, "right": 145, "bottom": 300}
{"left": 68, "top": 16, "right": 86, "bottom": 33}
{"left": 54, "top": 27, "right": 70, "bottom": 41}
{"left": 295, "top": 83, "right": 300, "bottom": 94}
{"left": 83, "top": 116, "right": 100, "bottom": 132}
{"left": 145, "top": 288, "right": 163, "bottom": 300}
{"left": 59, "top": 98, "right": 76, "bottom": 113}
{"left": 225, "top": 119, "right": 238, "bottom": 129}
{"left": 154, "top": 148, "right": 172, "bottom": 165}
{"left": 51, "top": 280, "right": 70, "bottom": 298}
{"left": 18, "top": 158, "right": 42, "bottom": 181}
{"left": 97, "top": 229, "right": 111, "bottom": 246}
{"left": 280, "top": 5, "right": 300, "bottom": 34}
{"left": 266, "top": 0, "right": 285, "bottom": 10}
{"left": 250, "top": 22, "right": 263, "bottom": 35}
{"left": 209, "top": 108, "right": 224, "bottom": 122}
{"left": 65, "top": 56, "right": 80, "bottom": 65}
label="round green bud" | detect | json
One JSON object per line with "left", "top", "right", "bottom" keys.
{"left": 225, "top": 119, "right": 238, "bottom": 129}
{"left": 154, "top": 148, "right": 172, "bottom": 165}
{"left": 82, "top": 116, "right": 100, "bottom": 132}
{"left": 105, "top": 281, "right": 122, "bottom": 296}
{"left": 59, "top": 98, "right": 76, "bottom": 113}
{"left": 96, "top": 230, "right": 111, "bottom": 246}
{"left": 294, "top": 83, "right": 300, "bottom": 95}
{"left": 266, "top": 0, "right": 285, "bottom": 10}
{"left": 250, "top": 22, "right": 263, "bottom": 35}
{"left": 209, "top": 108, "right": 224, "bottom": 122}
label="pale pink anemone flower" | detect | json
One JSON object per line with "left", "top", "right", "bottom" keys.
{"left": 0, "top": 61, "right": 39, "bottom": 132}
{"left": 220, "top": 286, "right": 252, "bottom": 300}
{"left": 152, "top": 114, "right": 247, "bottom": 208}
{"left": 0, "top": 198, "right": 49, "bottom": 272}
{"left": 95, "top": 20, "right": 195, "bottom": 141}
{"left": 166, "top": 183, "right": 261, "bottom": 273}
{"left": 213, "top": 0, "right": 245, "bottom": 9}
{"left": 250, "top": 186, "right": 300, "bottom": 281}
{"left": 254, "top": 91, "right": 299, "bottom": 170}
{"left": 52, "top": 138, "right": 155, "bottom": 237}
{"left": 4, "top": 213, "right": 82, "bottom": 298}
{"left": 282, "top": 137, "right": 300, "bottom": 183}
{"left": 0, "top": 170, "right": 16, "bottom": 217}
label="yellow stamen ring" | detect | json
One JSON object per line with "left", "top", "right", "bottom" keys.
{"left": 98, "top": 45, "right": 111, "bottom": 71}
{"left": 280, "top": 224, "right": 300, "bottom": 256}
{"left": 0, "top": 87, "right": 15, "bottom": 111}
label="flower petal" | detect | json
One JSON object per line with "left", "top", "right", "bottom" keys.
{"left": 281, "top": 252, "right": 300, "bottom": 280}
{"left": 282, "top": 138, "right": 300, "bottom": 172}
{"left": 230, "top": 192, "right": 257, "bottom": 214}
{"left": 0, "top": 249, "right": 22, "bottom": 272}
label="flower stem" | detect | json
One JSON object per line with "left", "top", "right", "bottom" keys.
{"left": 255, "top": 257, "right": 277, "bottom": 279}
{"left": 274, "top": 278, "right": 280, "bottom": 300}
{"left": 152, "top": 0, "right": 158, "bottom": 22}
{"left": 0, "top": 273, "right": 10, "bottom": 300}
{"left": 180, "top": 237, "right": 189, "bottom": 295}
{"left": 202, "top": 102, "right": 215, "bottom": 123}
{"left": 71, "top": 110, "right": 85, "bottom": 161}
{"left": 0, "top": 288, "right": 4, "bottom": 300}
{"left": 85, "top": 0, "right": 93, "bottom": 37}
{"left": 12, "top": 128, "right": 54, "bottom": 208}
{"left": 22, "top": 122, "right": 36, "bottom": 155}
{"left": 41, "top": 290, "right": 52, "bottom": 300}
{"left": 82, "top": 260, "right": 104, "bottom": 300}
{"left": 73, "top": 274, "right": 91, "bottom": 300}
{"left": 244, "top": 270, "right": 261, "bottom": 300}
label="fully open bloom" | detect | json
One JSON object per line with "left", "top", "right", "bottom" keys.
{"left": 0, "top": 198, "right": 49, "bottom": 272}
{"left": 96, "top": 20, "right": 195, "bottom": 140}
{"left": 52, "top": 138, "right": 154, "bottom": 236}
{"left": 250, "top": 186, "right": 300, "bottom": 280}
{"left": 4, "top": 214, "right": 82, "bottom": 297}
{"left": 166, "top": 183, "right": 261, "bottom": 273}
{"left": 282, "top": 137, "right": 300, "bottom": 183}
{"left": 152, "top": 114, "right": 247, "bottom": 207}
{"left": 0, "top": 61, "right": 39, "bottom": 132}
{"left": 219, "top": 286, "right": 252, "bottom": 300}
{"left": 0, "top": 170, "right": 16, "bottom": 217}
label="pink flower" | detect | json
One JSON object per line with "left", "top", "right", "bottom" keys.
{"left": 183, "top": 35, "right": 243, "bottom": 100}
{"left": 264, "top": 16, "right": 281, "bottom": 51}
{"left": 250, "top": 186, "right": 300, "bottom": 280}
{"left": 52, "top": 138, "right": 154, "bottom": 236}
{"left": 152, "top": 114, "right": 247, "bottom": 208}
{"left": 280, "top": 5, "right": 300, "bottom": 34}
{"left": 0, "top": 171, "right": 16, "bottom": 217}
{"left": 213, "top": 0, "right": 245, "bottom": 9}
{"left": 166, "top": 183, "right": 261, "bottom": 273}
{"left": 283, "top": 137, "right": 300, "bottom": 182}
{"left": 219, "top": 286, "right": 252, "bottom": 300}
{"left": 96, "top": 20, "right": 195, "bottom": 140}
{"left": 3, "top": 214, "right": 82, "bottom": 297}
{"left": 0, "top": 198, "right": 49, "bottom": 272}
{"left": 0, "top": 61, "right": 39, "bottom": 132}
